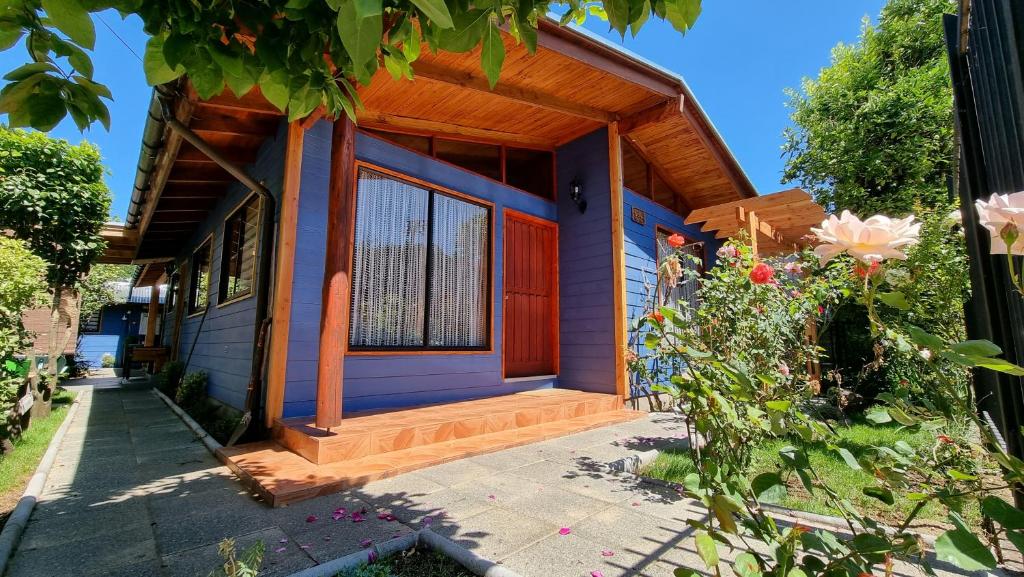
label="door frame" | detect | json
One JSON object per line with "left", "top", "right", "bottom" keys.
{"left": 501, "top": 209, "right": 560, "bottom": 380}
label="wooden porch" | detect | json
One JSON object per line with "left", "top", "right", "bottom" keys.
{"left": 218, "top": 389, "right": 642, "bottom": 507}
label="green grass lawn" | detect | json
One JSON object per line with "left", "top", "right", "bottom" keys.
{"left": 642, "top": 418, "right": 980, "bottom": 530}
{"left": 0, "top": 388, "right": 77, "bottom": 521}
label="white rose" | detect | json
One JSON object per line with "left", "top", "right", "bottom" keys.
{"left": 976, "top": 192, "right": 1024, "bottom": 255}
{"left": 811, "top": 210, "right": 921, "bottom": 265}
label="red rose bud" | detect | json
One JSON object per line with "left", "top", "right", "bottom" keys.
{"left": 648, "top": 311, "right": 665, "bottom": 324}
{"left": 749, "top": 263, "right": 775, "bottom": 285}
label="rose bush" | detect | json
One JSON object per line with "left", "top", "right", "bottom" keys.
{"left": 636, "top": 212, "right": 1024, "bottom": 577}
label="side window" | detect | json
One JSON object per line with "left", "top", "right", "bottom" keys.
{"left": 188, "top": 239, "right": 212, "bottom": 314}
{"left": 656, "top": 229, "right": 704, "bottom": 309}
{"left": 220, "top": 195, "right": 261, "bottom": 303}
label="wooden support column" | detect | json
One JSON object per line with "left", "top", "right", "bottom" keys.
{"left": 264, "top": 122, "right": 305, "bottom": 429}
{"left": 316, "top": 116, "right": 356, "bottom": 429}
{"left": 608, "top": 121, "right": 628, "bottom": 399}
{"left": 144, "top": 283, "right": 159, "bottom": 346}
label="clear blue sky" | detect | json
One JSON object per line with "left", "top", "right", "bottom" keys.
{"left": 0, "top": 1, "right": 885, "bottom": 219}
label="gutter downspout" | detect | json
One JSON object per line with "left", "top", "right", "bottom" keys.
{"left": 156, "top": 92, "right": 277, "bottom": 443}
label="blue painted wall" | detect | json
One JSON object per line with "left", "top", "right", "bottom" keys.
{"left": 170, "top": 122, "right": 287, "bottom": 410}
{"left": 77, "top": 304, "right": 148, "bottom": 368}
{"left": 555, "top": 128, "right": 618, "bottom": 395}
{"left": 281, "top": 126, "right": 563, "bottom": 417}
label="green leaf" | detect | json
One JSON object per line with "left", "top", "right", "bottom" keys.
{"left": 934, "top": 512, "right": 997, "bottom": 571}
{"left": 26, "top": 91, "right": 67, "bottom": 131}
{"left": 906, "top": 325, "right": 945, "bottom": 352}
{"left": 0, "top": 26, "right": 23, "bottom": 52}
{"left": 4, "top": 62, "right": 59, "bottom": 82}
{"left": 970, "top": 356, "right": 1024, "bottom": 376}
{"left": 603, "top": 0, "right": 630, "bottom": 36}
{"left": 865, "top": 407, "right": 892, "bottom": 424}
{"left": 663, "top": 0, "right": 701, "bottom": 35}
{"left": 765, "top": 400, "right": 791, "bottom": 412}
{"left": 981, "top": 496, "right": 1024, "bottom": 530}
{"left": 862, "top": 486, "right": 894, "bottom": 505}
{"left": 143, "top": 35, "right": 184, "bottom": 86}
{"left": 878, "top": 291, "right": 910, "bottom": 310}
{"left": 779, "top": 445, "right": 809, "bottom": 469}
{"left": 950, "top": 340, "right": 1002, "bottom": 358}
{"left": 751, "top": 472, "right": 786, "bottom": 504}
{"left": 733, "top": 552, "right": 761, "bottom": 577}
{"left": 337, "top": 0, "right": 381, "bottom": 85}
{"left": 886, "top": 406, "right": 918, "bottom": 426}
{"left": 480, "top": 21, "right": 504, "bottom": 88}
{"left": 42, "top": 0, "right": 95, "bottom": 49}
{"left": 410, "top": 0, "right": 454, "bottom": 29}
{"left": 673, "top": 570, "right": 697, "bottom": 577}
{"left": 259, "top": 68, "right": 290, "bottom": 112}
{"left": 947, "top": 469, "right": 976, "bottom": 481}
{"left": 695, "top": 531, "right": 719, "bottom": 567}
{"left": 836, "top": 447, "right": 861, "bottom": 470}
{"left": 851, "top": 533, "right": 891, "bottom": 562}
{"left": 435, "top": 9, "right": 489, "bottom": 53}
{"left": 1006, "top": 531, "right": 1024, "bottom": 556}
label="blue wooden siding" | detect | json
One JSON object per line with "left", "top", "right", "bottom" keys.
{"left": 281, "top": 126, "right": 565, "bottom": 417}
{"left": 77, "top": 304, "right": 148, "bottom": 368}
{"left": 555, "top": 128, "right": 617, "bottom": 394}
{"left": 623, "top": 189, "right": 721, "bottom": 324}
{"left": 171, "top": 122, "right": 287, "bottom": 410}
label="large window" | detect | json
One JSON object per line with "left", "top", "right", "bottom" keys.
{"left": 349, "top": 167, "right": 491, "bottom": 351}
{"left": 188, "top": 239, "right": 212, "bottom": 315}
{"left": 656, "top": 228, "right": 704, "bottom": 310}
{"left": 220, "top": 195, "right": 261, "bottom": 303}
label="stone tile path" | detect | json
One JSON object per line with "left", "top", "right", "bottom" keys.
{"left": 4, "top": 377, "right": 996, "bottom": 577}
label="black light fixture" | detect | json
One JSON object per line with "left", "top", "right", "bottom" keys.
{"left": 569, "top": 177, "right": 587, "bottom": 214}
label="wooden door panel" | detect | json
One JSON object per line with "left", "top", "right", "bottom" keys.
{"left": 503, "top": 212, "right": 557, "bottom": 378}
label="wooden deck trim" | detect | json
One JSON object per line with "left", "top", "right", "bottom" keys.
{"left": 608, "top": 121, "right": 628, "bottom": 398}
{"left": 264, "top": 122, "right": 304, "bottom": 429}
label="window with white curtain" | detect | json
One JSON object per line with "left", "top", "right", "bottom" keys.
{"left": 349, "top": 167, "right": 491, "bottom": 350}
{"left": 656, "top": 229, "right": 704, "bottom": 310}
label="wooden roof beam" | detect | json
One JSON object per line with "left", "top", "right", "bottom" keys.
{"left": 685, "top": 188, "right": 810, "bottom": 225}
{"left": 357, "top": 110, "right": 553, "bottom": 148}
{"left": 411, "top": 61, "right": 614, "bottom": 123}
{"left": 623, "top": 134, "right": 691, "bottom": 213}
{"left": 619, "top": 95, "right": 684, "bottom": 134}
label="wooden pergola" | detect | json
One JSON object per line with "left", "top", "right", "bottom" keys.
{"left": 684, "top": 188, "right": 826, "bottom": 255}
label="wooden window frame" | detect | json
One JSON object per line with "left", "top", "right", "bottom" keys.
{"left": 186, "top": 235, "right": 213, "bottom": 317}
{"left": 345, "top": 162, "right": 496, "bottom": 355}
{"left": 217, "top": 192, "right": 263, "bottom": 308}
{"left": 79, "top": 309, "right": 102, "bottom": 333}
{"left": 654, "top": 225, "right": 705, "bottom": 305}
{"left": 359, "top": 127, "right": 559, "bottom": 203}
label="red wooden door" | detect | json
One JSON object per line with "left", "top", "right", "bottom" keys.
{"left": 503, "top": 212, "right": 558, "bottom": 378}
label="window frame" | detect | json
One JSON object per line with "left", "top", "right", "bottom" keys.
{"left": 79, "top": 309, "right": 102, "bottom": 333}
{"left": 217, "top": 192, "right": 263, "bottom": 307}
{"left": 186, "top": 235, "right": 214, "bottom": 317}
{"left": 345, "top": 162, "right": 495, "bottom": 355}
{"left": 359, "top": 128, "right": 558, "bottom": 203}
{"left": 654, "top": 225, "right": 705, "bottom": 307}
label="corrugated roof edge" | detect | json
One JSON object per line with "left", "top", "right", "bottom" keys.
{"left": 542, "top": 14, "right": 760, "bottom": 198}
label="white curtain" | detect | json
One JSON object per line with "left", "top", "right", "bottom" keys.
{"left": 349, "top": 169, "right": 429, "bottom": 347}
{"left": 429, "top": 193, "right": 489, "bottom": 347}
{"left": 656, "top": 231, "right": 703, "bottom": 310}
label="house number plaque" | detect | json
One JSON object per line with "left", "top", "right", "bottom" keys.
{"left": 630, "top": 207, "right": 646, "bottom": 225}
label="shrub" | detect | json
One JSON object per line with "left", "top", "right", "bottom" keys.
{"left": 175, "top": 371, "right": 207, "bottom": 411}
{"left": 154, "top": 361, "right": 185, "bottom": 398}
{"left": 100, "top": 353, "right": 114, "bottom": 368}
{"left": 210, "top": 538, "right": 263, "bottom": 577}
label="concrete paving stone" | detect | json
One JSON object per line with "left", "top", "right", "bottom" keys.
{"left": 415, "top": 457, "right": 501, "bottom": 487}
{"left": 384, "top": 486, "right": 497, "bottom": 527}
{"left": 31, "top": 487, "right": 142, "bottom": 519}
{"left": 143, "top": 468, "right": 247, "bottom": 501}
{"left": 42, "top": 463, "right": 141, "bottom": 494}
{"left": 131, "top": 432, "right": 204, "bottom": 455}
{"left": 65, "top": 420, "right": 129, "bottom": 433}
{"left": 93, "top": 558, "right": 166, "bottom": 577}
{"left": 62, "top": 427, "right": 130, "bottom": 443}
{"left": 132, "top": 453, "right": 222, "bottom": 481}
{"left": 135, "top": 442, "right": 210, "bottom": 466}
{"left": 571, "top": 504, "right": 696, "bottom": 559}
{"left": 151, "top": 503, "right": 276, "bottom": 555}
{"left": 286, "top": 512, "right": 415, "bottom": 564}
{"left": 162, "top": 527, "right": 317, "bottom": 577}
{"left": 360, "top": 472, "right": 448, "bottom": 505}
{"left": 129, "top": 421, "right": 193, "bottom": 440}
{"left": 493, "top": 483, "right": 614, "bottom": 527}
{"left": 147, "top": 483, "right": 266, "bottom": 520}
{"left": 464, "top": 445, "right": 548, "bottom": 472}
{"left": 500, "top": 532, "right": 664, "bottom": 577}
{"left": 619, "top": 486, "right": 708, "bottom": 525}
{"left": 450, "top": 471, "right": 549, "bottom": 505}
{"left": 18, "top": 499, "right": 151, "bottom": 550}
{"left": 5, "top": 524, "right": 158, "bottom": 577}
{"left": 505, "top": 460, "right": 639, "bottom": 504}
{"left": 431, "top": 506, "right": 559, "bottom": 562}
{"left": 258, "top": 492, "right": 377, "bottom": 535}
{"left": 48, "top": 449, "right": 136, "bottom": 473}
{"left": 541, "top": 428, "right": 636, "bottom": 451}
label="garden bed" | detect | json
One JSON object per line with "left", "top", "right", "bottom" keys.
{"left": 641, "top": 417, "right": 987, "bottom": 533}
{"left": 0, "top": 387, "right": 76, "bottom": 529}
{"left": 336, "top": 548, "right": 474, "bottom": 577}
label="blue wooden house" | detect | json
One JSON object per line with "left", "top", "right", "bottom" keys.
{"left": 101, "top": 20, "right": 823, "bottom": 504}
{"left": 77, "top": 281, "right": 167, "bottom": 370}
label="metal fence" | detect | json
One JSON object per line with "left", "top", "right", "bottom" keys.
{"left": 944, "top": 0, "right": 1024, "bottom": 465}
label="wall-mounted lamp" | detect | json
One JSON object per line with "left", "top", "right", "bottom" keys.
{"left": 569, "top": 178, "right": 587, "bottom": 214}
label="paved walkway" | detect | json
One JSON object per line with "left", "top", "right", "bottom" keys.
{"left": 5, "top": 378, "right": 994, "bottom": 577}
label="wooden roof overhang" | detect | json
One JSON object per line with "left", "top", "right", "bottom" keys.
{"left": 129, "top": 85, "right": 284, "bottom": 262}
{"left": 126, "top": 19, "right": 756, "bottom": 263}
{"left": 684, "top": 188, "right": 826, "bottom": 255}
{"left": 97, "top": 223, "right": 139, "bottom": 264}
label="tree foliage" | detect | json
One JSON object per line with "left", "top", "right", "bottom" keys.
{"left": 0, "top": 127, "right": 110, "bottom": 287}
{"left": 782, "top": 0, "right": 956, "bottom": 216}
{"left": 0, "top": 237, "right": 47, "bottom": 424}
{"left": 78, "top": 263, "right": 135, "bottom": 322}
{"left": 0, "top": 0, "right": 702, "bottom": 130}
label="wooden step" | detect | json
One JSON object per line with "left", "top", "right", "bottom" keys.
{"left": 273, "top": 389, "right": 624, "bottom": 465}
{"left": 219, "top": 406, "right": 644, "bottom": 507}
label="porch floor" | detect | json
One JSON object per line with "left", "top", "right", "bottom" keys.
{"left": 218, "top": 389, "right": 644, "bottom": 507}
